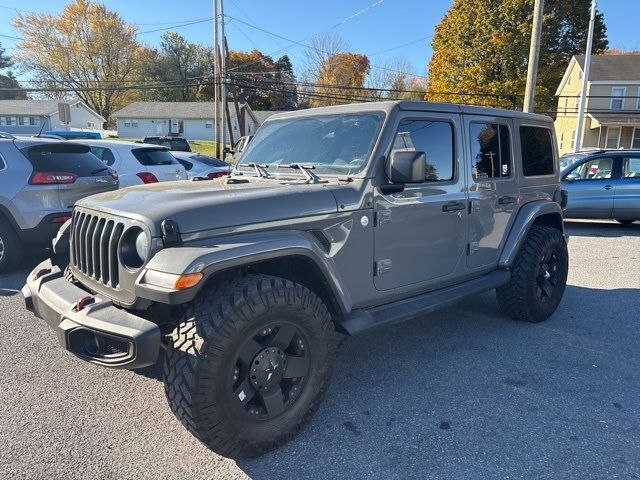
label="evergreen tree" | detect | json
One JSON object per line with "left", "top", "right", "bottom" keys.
{"left": 0, "top": 42, "right": 27, "bottom": 100}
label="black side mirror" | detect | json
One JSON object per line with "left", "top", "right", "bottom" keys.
{"left": 564, "top": 172, "right": 581, "bottom": 182}
{"left": 388, "top": 150, "right": 426, "bottom": 184}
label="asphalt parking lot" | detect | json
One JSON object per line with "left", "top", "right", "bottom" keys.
{"left": 1, "top": 220, "right": 639, "bottom": 480}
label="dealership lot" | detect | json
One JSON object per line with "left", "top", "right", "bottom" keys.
{"left": 0, "top": 220, "right": 638, "bottom": 480}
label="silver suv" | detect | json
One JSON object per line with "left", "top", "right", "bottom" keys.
{"left": 0, "top": 134, "right": 118, "bottom": 271}
{"left": 23, "top": 101, "right": 569, "bottom": 458}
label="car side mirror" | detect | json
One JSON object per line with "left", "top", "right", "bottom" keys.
{"left": 388, "top": 150, "right": 426, "bottom": 184}
{"left": 564, "top": 172, "right": 581, "bottom": 182}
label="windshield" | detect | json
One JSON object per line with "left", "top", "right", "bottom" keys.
{"left": 238, "top": 112, "right": 384, "bottom": 174}
{"left": 560, "top": 154, "right": 584, "bottom": 170}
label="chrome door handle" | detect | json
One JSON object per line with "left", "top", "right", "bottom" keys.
{"left": 603, "top": 185, "right": 613, "bottom": 190}
{"left": 442, "top": 201, "right": 466, "bottom": 212}
{"left": 498, "top": 195, "right": 517, "bottom": 205}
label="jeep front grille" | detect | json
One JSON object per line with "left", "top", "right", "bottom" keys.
{"left": 71, "top": 210, "right": 124, "bottom": 288}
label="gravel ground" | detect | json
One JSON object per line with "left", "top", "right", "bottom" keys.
{"left": 0, "top": 220, "right": 639, "bottom": 480}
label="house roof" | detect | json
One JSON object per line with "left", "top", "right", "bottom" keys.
{"left": 251, "top": 110, "right": 292, "bottom": 125}
{"left": 575, "top": 54, "right": 640, "bottom": 81}
{"left": 112, "top": 101, "right": 253, "bottom": 120}
{"left": 588, "top": 113, "right": 640, "bottom": 127}
{"left": 0, "top": 99, "right": 96, "bottom": 117}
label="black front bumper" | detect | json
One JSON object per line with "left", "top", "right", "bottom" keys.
{"left": 22, "top": 259, "right": 160, "bottom": 369}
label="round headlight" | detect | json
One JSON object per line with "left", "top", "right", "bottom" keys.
{"left": 135, "top": 230, "right": 149, "bottom": 261}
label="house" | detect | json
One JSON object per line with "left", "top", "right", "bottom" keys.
{"left": 555, "top": 54, "right": 640, "bottom": 155}
{"left": 0, "top": 99, "right": 106, "bottom": 135}
{"left": 112, "top": 101, "right": 270, "bottom": 142}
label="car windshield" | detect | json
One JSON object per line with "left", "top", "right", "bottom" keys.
{"left": 237, "top": 113, "right": 384, "bottom": 174}
{"left": 191, "top": 154, "right": 227, "bottom": 167}
{"left": 560, "top": 154, "right": 584, "bottom": 170}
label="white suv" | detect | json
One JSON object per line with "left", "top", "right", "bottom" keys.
{"left": 73, "top": 140, "right": 187, "bottom": 187}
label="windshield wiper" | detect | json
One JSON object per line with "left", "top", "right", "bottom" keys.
{"left": 278, "top": 164, "right": 324, "bottom": 184}
{"left": 242, "top": 162, "right": 271, "bottom": 178}
{"left": 91, "top": 166, "right": 108, "bottom": 175}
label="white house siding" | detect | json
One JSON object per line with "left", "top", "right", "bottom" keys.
{"left": 117, "top": 119, "right": 169, "bottom": 139}
{"left": 48, "top": 103, "right": 105, "bottom": 130}
{"left": 0, "top": 116, "right": 51, "bottom": 135}
{"left": 116, "top": 116, "right": 255, "bottom": 141}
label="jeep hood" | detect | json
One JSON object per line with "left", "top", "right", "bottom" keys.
{"left": 76, "top": 179, "right": 339, "bottom": 235}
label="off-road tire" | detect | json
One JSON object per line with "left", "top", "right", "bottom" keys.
{"left": 615, "top": 219, "right": 635, "bottom": 225}
{"left": 496, "top": 226, "right": 568, "bottom": 323}
{"left": 163, "top": 274, "right": 336, "bottom": 458}
{"left": 0, "top": 222, "right": 24, "bottom": 273}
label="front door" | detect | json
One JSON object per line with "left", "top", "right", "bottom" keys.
{"left": 562, "top": 156, "right": 616, "bottom": 218}
{"left": 463, "top": 116, "right": 519, "bottom": 269}
{"left": 374, "top": 113, "right": 468, "bottom": 291}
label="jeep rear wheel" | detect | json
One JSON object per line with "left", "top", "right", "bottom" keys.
{"left": 0, "top": 222, "right": 24, "bottom": 273}
{"left": 496, "top": 225, "right": 568, "bottom": 323}
{"left": 163, "top": 274, "right": 336, "bottom": 458}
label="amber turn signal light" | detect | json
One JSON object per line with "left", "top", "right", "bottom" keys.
{"left": 174, "top": 272, "right": 203, "bottom": 290}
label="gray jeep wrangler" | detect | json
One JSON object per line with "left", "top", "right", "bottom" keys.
{"left": 22, "top": 101, "right": 569, "bottom": 458}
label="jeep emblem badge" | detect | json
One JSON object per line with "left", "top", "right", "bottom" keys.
{"left": 360, "top": 216, "right": 369, "bottom": 227}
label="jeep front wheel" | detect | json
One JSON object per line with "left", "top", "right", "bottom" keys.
{"left": 496, "top": 225, "right": 568, "bottom": 323}
{"left": 163, "top": 274, "right": 336, "bottom": 458}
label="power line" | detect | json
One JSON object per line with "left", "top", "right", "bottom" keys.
{"left": 136, "top": 18, "right": 212, "bottom": 35}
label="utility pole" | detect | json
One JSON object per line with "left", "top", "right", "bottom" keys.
{"left": 220, "top": 0, "right": 227, "bottom": 157}
{"left": 523, "top": 0, "right": 544, "bottom": 113}
{"left": 575, "top": 0, "right": 597, "bottom": 153}
{"left": 213, "top": 0, "right": 220, "bottom": 158}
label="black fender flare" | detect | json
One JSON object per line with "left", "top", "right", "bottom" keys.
{"left": 499, "top": 201, "right": 564, "bottom": 268}
{"left": 135, "top": 230, "right": 352, "bottom": 316}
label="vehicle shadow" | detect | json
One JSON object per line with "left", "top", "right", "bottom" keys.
{"left": 564, "top": 220, "right": 640, "bottom": 238}
{"left": 232, "top": 285, "right": 640, "bottom": 479}
{"left": 0, "top": 250, "right": 49, "bottom": 297}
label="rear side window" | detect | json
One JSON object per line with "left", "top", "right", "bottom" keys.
{"left": 20, "top": 143, "right": 106, "bottom": 176}
{"left": 622, "top": 157, "right": 640, "bottom": 178}
{"left": 89, "top": 146, "right": 116, "bottom": 166}
{"left": 469, "top": 123, "right": 511, "bottom": 180}
{"left": 392, "top": 119, "right": 454, "bottom": 182}
{"left": 171, "top": 138, "right": 189, "bottom": 149}
{"left": 177, "top": 159, "right": 193, "bottom": 171}
{"left": 520, "top": 126, "right": 555, "bottom": 176}
{"left": 193, "top": 155, "right": 227, "bottom": 167}
{"left": 0, "top": 153, "right": 5, "bottom": 170}
{"left": 131, "top": 148, "right": 178, "bottom": 166}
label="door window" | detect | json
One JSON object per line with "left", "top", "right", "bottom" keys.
{"left": 392, "top": 119, "right": 454, "bottom": 182}
{"left": 469, "top": 123, "right": 511, "bottom": 180}
{"left": 605, "top": 127, "right": 621, "bottom": 149}
{"left": 89, "top": 146, "right": 116, "bottom": 166}
{"left": 520, "top": 126, "right": 555, "bottom": 176}
{"left": 622, "top": 158, "right": 640, "bottom": 178}
{"left": 570, "top": 158, "right": 614, "bottom": 180}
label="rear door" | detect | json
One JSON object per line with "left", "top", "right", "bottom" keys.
{"left": 130, "top": 147, "right": 187, "bottom": 182}
{"left": 20, "top": 142, "right": 118, "bottom": 209}
{"left": 562, "top": 156, "right": 617, "bottom": 218}
{"left": 463, "top": 115, "right": 519, "bottom": 269}
{"left": 612, "top": 156, "right": 640, "bottom": 220}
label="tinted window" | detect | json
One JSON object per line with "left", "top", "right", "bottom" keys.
{"left": 569, "top": 157, "right": 614, "bottom": 180}
{"left": 622, "top": 157, "right": 640, "bottom": 178}
{"left": 131, "top": 148, "right": 179, "bottom": 166}
{"left": 89, "top": 146, "right": 116, "bottom": 166}
{"left": 191, "top": 154, "right": 227, "bottom": 167}
{"left": 20, "top": 143, "right": 106, "bottom": 176}
{"left": 143, "top": 137, "right": 160, "bottom": 145}
{"left": 521, "top": 126, "right": 554, "bottom": 176}
{"left": 177, "top": 159, "right": 193, "bottom": 171}
{"left": 392, "top": 119, "right": 454, "bottom": 181}
{"left": 469, "top": 123, "right": 511, "bottom": 180}
{"left": 170, "top": 138, "right": 189, "bottom": 149}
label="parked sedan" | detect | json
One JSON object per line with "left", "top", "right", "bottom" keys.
{"left": 0, "top": 135, "right": 118, "bottom": 271}
{"left": 561, "top": 149, "right": 640, "bottom": 224}
{"left": 171, "top": 151, "right": 230, "bottom": 179}
{"left": 73, "top": 139, "right": 187, "bottom": 188}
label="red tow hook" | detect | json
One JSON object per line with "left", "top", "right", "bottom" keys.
{"left": 34, "top": 268, "right": 51, "bottom": 280}
{"left": 75, "top": 295, "right": 95, "bottom": 312}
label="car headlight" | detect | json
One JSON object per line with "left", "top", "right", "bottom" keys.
{"left": 135, "top": 230, "right": 149, "bottom": 261}
{"left": 120, "top": 227, "right": 149, "bottom": 269}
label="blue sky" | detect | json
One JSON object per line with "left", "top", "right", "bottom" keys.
{"left": 1, "top": 0, "right": 639, "bottom": 81}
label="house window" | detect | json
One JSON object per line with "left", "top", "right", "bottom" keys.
{"left": 559, "top": 132, "right": 564, "bottom": 150}
{"left": 611, "top": 87, "right": 625, "bottom": 110}
{"left": 86, "top": 121, "right": 95, "bottom": 129}
{"left": 131, "top": 120, "right": 139, "bottom": 128}
{"left": 205, "top": 120, "right": 213, "bottom": 129}
{"left": 632, "top": 128, "right": 640, "bottom": 149}
{"left": 19, "top": 116, "right": 29, "bottom": 126}
{"left": 637, "top": 87, "right": 640, "bottom": 110}
{"left": 0, "top": 117, "right": 4, "bottom": 126}
{"left": 124, "top": 120, "right": 131, "bottom": 127}
{"left": 563, "top": 98, "right": 568, "bottom": 113}
{"left": 29, "top": 117, "right": 39, "bottom": 126}
{"left": 7, "top": 116, "right": 16, "bottom": 126}
{"left": 605, "top": 126, "right": 621, "bottom": 149}
{"left": 570, "top": 130, "right": 576, "bottom": 150}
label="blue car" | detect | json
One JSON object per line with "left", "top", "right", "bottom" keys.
{"left": 45, "top": 130, "right": 102, "bottom": 140}
{"left": 561, "top": 149, "right": 640, "bottom": 224}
